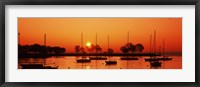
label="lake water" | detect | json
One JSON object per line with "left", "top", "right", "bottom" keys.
{"left": 18, "top": 56, "right": 182, "bottom": 69}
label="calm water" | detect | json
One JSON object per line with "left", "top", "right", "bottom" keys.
{"left": 18, "top": 56, "right": 182, "bottom": 69}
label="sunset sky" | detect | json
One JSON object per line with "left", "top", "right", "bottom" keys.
{"left": 18, "top": 18, "right": 182, "bottom": 53}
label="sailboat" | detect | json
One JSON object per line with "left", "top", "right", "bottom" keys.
{"left": 105, "top": 35, "right": 117, "bottom": 65}
{"left": 145, "top": 32, "right": 159, "bottom": 61}
{"left": 149, "top": 31, "right": 161, "bottom": 67}
{"left": 21, "top": 33, "right": 58, "bottom": 69}
{"left": 121, "top": 31, "right": 138, "bottom": 60}
{"left": 157, "top": 39, "right": 172, "bottom": 60}
{"left": 143, "top": 31, "right": 161, "bottom": 67}
{"left": 89, "top": 33, "right": 107, "bottom": 60}
{"left": 76, "top": 33, "right": 91, "bottom": 63}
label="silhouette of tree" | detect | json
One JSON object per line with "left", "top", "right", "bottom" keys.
{"left": 120, "top": 46, "right": 129, "bottom": 53}
{"left": 135, "top": 43, "right": 144, "bottom": 52}
{"left": 80, "top": 47, "right": 86, "bottom": 53}
{"left": 60, "top": 48, "right": 66, "bottom": 54}
{"left": 107, "top": 48, "right": 114, "bottom": 54}
{"left": 23, "top": 45, "right": 30, "bottom": 54}
{"left": 30, "top": 44, "right": 41, "bottom": 54}
{"left": 126, "top": 43, "right": 136, "bottom": 53}
{"left": 86, "top": 44, "right": 96, "bottom": 53}
{"left": 19, "top": 44, "right": 66, "bottom": 58}
{"left": 85, "top": 46, "right": 90, "bottom": 53}
{"left": 120, "top": 43, "right": 144, "bottom": 53}
{"left": 39, "top": 46, "right": 47, "bottom": 54}
{"left": 46, "top": 46, "right": 53, "bottom": 54}
{"left": 18, "top": 44, "right": 22, "bottom": 53}
{"left": 75, "top": 45, "right": 80, "bottom": 53}
{"left": 95, "top": 45, "right": 102, "bottom": 53}
{"left": 91, "top": 44, "right": 96, "bottom": 52}
{"left": 52, "top": 46, "right": 66, "bottom": 54}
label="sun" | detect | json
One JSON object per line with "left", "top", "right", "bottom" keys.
{"left": 86, "top": 42, "right": 91, "bottom": 47}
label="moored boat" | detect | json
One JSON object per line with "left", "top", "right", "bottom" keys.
{"left": 89, "top": 56, "right": 107, "bottom": 60}
{"left": 158, "top": 39, "right": 173, "bottom": 61}
{"left": 105, "top": 60, "right": 117, "bottom": 65}
{"left": 21, "top": 64, "right": 58, "bottom": 69}
{"left": 157, "top": 57, "right": 172, "bottom": 60}
{"left": 76, "top": 58, "right": 91, "bottom": 63}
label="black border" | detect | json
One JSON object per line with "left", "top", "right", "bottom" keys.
{"left": 0, "top": 0, "right": 200, "bottom": 87}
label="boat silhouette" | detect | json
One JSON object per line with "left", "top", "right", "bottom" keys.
{"left": 145, "top": 31, "right": 164, "bottom": 62}
{"left": 76, "top": 58, "right": 91, "bottom": 63}
{"left": 157, "top": 39, "right": 172, "bottom": 61}
{"left": 145, "top": 30, "right": 162, "bottom": 67}
{"left": 105, "top": 60, "right": 117, "bottom": 65}
{"left": 76, "top": 33, "right": 91, "bottom": 63}
{"left": 89, "top": 56, "right": 107, "bottom": 60}
{"left": 21, "top": 64, "right": 58, "bottom": 69}
{"left": 105, "top": 35, "right": 117, "bottom": 65}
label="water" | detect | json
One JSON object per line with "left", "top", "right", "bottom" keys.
{"left": 18, "top": 56, "right": 182, "bottom": 69}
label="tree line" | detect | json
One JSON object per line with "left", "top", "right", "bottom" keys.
{"left": 19, "top": 44, "right": 66, "bottom": 55}
{"left": 74, "top": 44, "right": 103, "bottom": 54}
{"left": 120, "top": 43, "right": 144, "bottom": 53}
{"left": 19, "top": 43, "right": 144, "bottom": 55}
{"left": 74, "top": 43, "right": 144, "bottom": 54}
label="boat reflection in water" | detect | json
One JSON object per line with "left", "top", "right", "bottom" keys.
{"left": 105, "top": 60, "right": 117, "bottom": 65}
{"left": 21, "top": 64, "right": 58, "bottom": 69}
{"left": 76, "top": 57, "right": 91, "bottom": 63}
{"left": 89, "top": 56, "right": 107, "bottom": 60}
{"left": 20, "top": 59, "right": 58, "bottom": 69}
{"left": 18, "top": 56, "right": 181, "bottom": 69}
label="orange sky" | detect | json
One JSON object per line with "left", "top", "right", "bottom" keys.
{"left": 18, "top": 18, "right": 182, "bottom": 53}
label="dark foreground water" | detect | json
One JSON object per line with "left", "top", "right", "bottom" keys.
{"left": 18, "top": 56, "right": 182, "bottom": 69}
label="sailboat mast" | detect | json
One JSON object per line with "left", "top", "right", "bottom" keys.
{"left": 44, "top": 33, "right": 46, "bottom": 65}
{"left": 154, "top": 30, "right": 156, "bottom": 54}
{"left": 163, "top": 39, "right": 165, "bottom": 56}
{"left": 81, "top": 33, "right": 83, "bottom": 69}
{"left": 96, "top": 33, "right": 97, "bottom": 53}
{"left": 108, "top": 35, "right": 109, "bottom": 50}
{"left": 127, "top": 31, "right": 129, "bottom": 68}
{"left": 81, "top": 33, "right": 83, "bottom": 48}
{"left": 150, "top": 34, "right": 152, "bottom": 53}
{"left": 44, "top": 33, "right": 46, "bottom": 46}
{"left": 96, "top": 33, "right": 97, "bottom": 69}
{"left": 127, "top": 31, "right": 129, "bottom": 44}
{"left": 108, "top": 35, "right": 110, "bottom": 61}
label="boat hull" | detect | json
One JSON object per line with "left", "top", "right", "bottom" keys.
{"left": 121, "top": 57, "right": 138, "bottom": 60}
{"left": 21, "top": 64, "right": 58, "bottom": 69}
{"left": 89, "top": 57, "right": 107, "bottom": 60}
{"left": 105, "top": 61, "right": 117, "bottom": 65}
